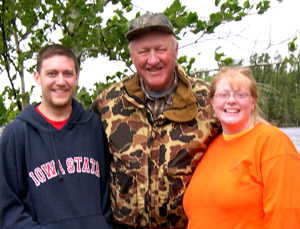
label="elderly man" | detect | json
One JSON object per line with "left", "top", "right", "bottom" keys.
{"left": 93, "top": 13, "right": 220, "bottom": 228}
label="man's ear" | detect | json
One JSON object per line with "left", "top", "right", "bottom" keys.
{"left": 76, "top": 73, "right": 79, "bottom": 85}
{"left": 33, "top": 71, "right": 41, "bottom": 85}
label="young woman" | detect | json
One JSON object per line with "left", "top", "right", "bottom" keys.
{"left": 183, "top": 66, "right": 300, "bottom": 228}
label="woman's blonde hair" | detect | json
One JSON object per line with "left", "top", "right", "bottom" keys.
{"left": 209, "top": 66, "right": 264, "bottom": 124}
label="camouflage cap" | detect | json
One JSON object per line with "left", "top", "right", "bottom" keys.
{"left": 126, "top": 13, "right": 174, "bottom": 41}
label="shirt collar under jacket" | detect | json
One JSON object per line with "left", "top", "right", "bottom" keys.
{"left": 140, "top": 72, "right": 178, "bottom": 120}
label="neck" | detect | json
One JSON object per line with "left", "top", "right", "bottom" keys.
{"left": 37, "top": 103, "right": 72, "bottom": 121}
{"left": 223, "top": 118, "right": 255, "bottom": 135}
{"left": 146, "top": 88, "right": 170, "bottom": 99}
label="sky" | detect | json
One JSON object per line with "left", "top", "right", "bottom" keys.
{"left": 78, "top": 0, "right": 300, "bottom": 91}
{"left": 1, "top": 0, "right": 300, "bottom": 102}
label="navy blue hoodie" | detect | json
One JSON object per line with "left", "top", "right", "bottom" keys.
{"left": 0, "top": 99, "right": 113, "bottom": 228}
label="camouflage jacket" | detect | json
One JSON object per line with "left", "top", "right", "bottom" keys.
{"left": 94, "top": 65, "right": 220, "bottom": 228}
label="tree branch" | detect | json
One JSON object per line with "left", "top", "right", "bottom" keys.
{"left": 0, "top": 1, "right": 22, "bottom": 111}
{"left": 190, "top": 60, "right": 300, "bottom": 76}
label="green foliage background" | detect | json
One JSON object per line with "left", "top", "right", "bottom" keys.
{"left": 1, "top": 0, "right": 299, "bottom": 128}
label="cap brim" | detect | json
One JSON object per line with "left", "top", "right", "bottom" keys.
{"left": 126, "top": 26, "right": 174, "bottom": 41}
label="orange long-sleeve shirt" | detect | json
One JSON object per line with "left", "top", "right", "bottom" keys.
{"left": 183, "top": 122, "right": 300, "bottom": 229}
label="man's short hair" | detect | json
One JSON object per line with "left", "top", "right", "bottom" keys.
{"left": 36, "top": 44, "right": 79, "bottom": 74}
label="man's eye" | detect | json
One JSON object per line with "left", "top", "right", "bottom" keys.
{"left": 139, "top": 50, "right": 148, "bottom": 54}
{"left": 65, "top": 72, "right": 74, "bottom": 76}
{"left": 158, "top": 48, "right": 166, "bottom": 53}
{"left": 47, "top": 72, "right": 55, "bottom": 76}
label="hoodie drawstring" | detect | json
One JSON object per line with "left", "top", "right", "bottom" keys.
{"left": 48, "top": 124, "right": 63, "bottom": 179}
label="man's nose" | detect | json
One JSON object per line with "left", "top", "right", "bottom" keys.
{"left": 56, "top": 73, "right": 66, "bottom": 85}
{"left": 147, "top": 50, "right": 159, "bottom": 65}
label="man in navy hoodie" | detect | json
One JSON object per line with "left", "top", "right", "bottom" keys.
{"left": 0, "top": 44, "right": 113, "bottom": 228}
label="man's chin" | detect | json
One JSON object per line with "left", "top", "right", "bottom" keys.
{"left": 51, "top": 99, "right": 72, "bottom": 108}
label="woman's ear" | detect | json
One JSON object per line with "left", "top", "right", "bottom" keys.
{"left": 252, "top": 97, "right": 258, "bottom": 111}
{"left": 210, "top": 98, "right": 215, "bottom": 110}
